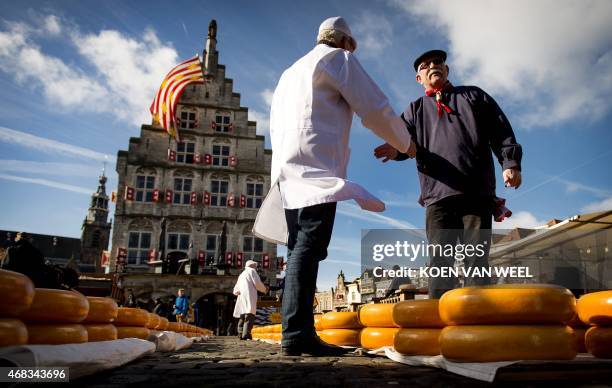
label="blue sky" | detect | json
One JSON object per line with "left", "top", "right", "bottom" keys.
{"left": 0, "top": 0, "right": 611, "bottom": 290}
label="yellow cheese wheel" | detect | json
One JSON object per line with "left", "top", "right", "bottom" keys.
{"left": 573, "top": 327, "right": 587, "bottom": 353}
{"left": 83, "top": 297, "right": 118, "bottom": 323}
{"left": 21, "top": 289, "right": 89, "bottom": 323}
{"left": 577, "top": 291, "right": 612, "bottom": 326}
{"left": 394, "top": 328, "right": 441, "bottom": 356}
{"left": 585, "top": 326, "right": 612, "bottom": 359}
{"left": 114, "top": 307, "right": 149, "bottom": 327}
{"left": 157, "top": 317, "right": 169, "bottom": 330}
{"left": 360, "top": 327, "right": 400, "bottom": 349}
{"left": 439, "top": 284, "right": 575, "bottom": 325}
{"left": 359, "top": 304, "right": 397, "bottom": 328}
{"left": 321, "top": 312, "right": 362, "bottom": 329}
{"left": 273, "top": 324, "right": 282, "bottom": 333}
{"left": 116, "top": 326, "right": 150, "bottom": 339}
{"left": 0, "top": 319, "right": 28, "bottom": 347}
{"left": 319, "top": 329, "right": 361, "bottom": 347}
{"left": 314, "top": 315, "right": 323, "bottom": 331}
{"left": 0, "top": 269, "right": 35, "bottom": 318}
{"left": 146, "top": 314, "right": 160, "bottom": 329}
{"left": 167, "top": 322, "right": 181, "bottom": 332}
{"left": 440, "top": 325, "right": 576, "bottom": 362}
{"left": 84, "top": 324, "right": 118, "bottom": 342}
{"left": 393, "top": 300, "right": 445, "bottom": 328}
{"left": 27, "top": 324, "right": 88, "bottom": 345}
{"left": 272, "top": 333, "right": 282, "bottom": 342}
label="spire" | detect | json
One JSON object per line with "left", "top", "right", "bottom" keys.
{"left": 203, "top": 19, "right": 218, "bottom": 77}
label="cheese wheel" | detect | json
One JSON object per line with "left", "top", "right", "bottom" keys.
{"left": 167, "top": 322, "right": 181, "bottom": 332}
{"left": 440, "top": 325, "right": 576, "bottom": 362}
{"left": 83, "top": 297, "right": 118, "bottom": 323}
{"left": 157, "top": 317, "right": 169, "bottom": 330}
{"left": 573, "top": 327, "right": 587, "bottom": 353}
{"left": 314, "top": 315, "right": 323, "bottom": 331}
{"left": 84, "top": 324, "right": 118, "bottom": 342}
{"left": 360, "top": 327, "right": 400, "bottom": 349}
{"left": 27, "top": 324, "right": 88, "bottom": 345}
{"left": 146, "top": 314, "right": 160, "bottom": 329}
{"left": 585, "top": 326, "right": 612, "bottom": 359}
{"left": 116, "top": 326, "right": 150, "bottom": 339}
{"left": 273, "top": 324, "right": 282, "bottom": 333}
{"left": 394, "top": 328, "right": 441, "bottom": 356}
{"left": 0, "top": 319, "right": 28, "bottom": 347}
{"left": 319, "top": 329, "right": 361, "bottom": 346}
{"left": 359, "top": 304, "right": 397, "bottom": 328}
{"left": 577, "top": 291, "right": 612, "bottom": 326}
{"left": 0, "top": 269, "right": 35, "bottom": 317}
{"left": 393, "top": 300, "right": 445, "bottom": 328}
{"left": 321, "top": 312, "right": 362, "bottom": 329}
{"left": 439, "top": 284, "right": 575, "bottom": 325}
{"left": 21, "top": 289, "right": 89, "bottom": 323}
{"left": 272, "top": 333, "right": 282, "bottom": 342}
{"left": 115, "top": 307, "right": 149, "bottom": 327}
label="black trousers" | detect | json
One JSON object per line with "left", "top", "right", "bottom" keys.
{"left": 237, "top": 313, "right": 254, "bottom": 338}
{"left": 281, "top": 202, "right": 337, "bottom": 347}
{"left": 426, "top": 194, "right": 493, "bottom": 298}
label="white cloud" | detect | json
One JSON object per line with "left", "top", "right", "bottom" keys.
{"left": 555, "top": 177, "right": 611, "bottom": 198}
{"left": 0, "top": 173, "right": 91, "bottom": 194}
{"left": 0, "top": 159, "right": 105, "bottom": 177}
{"left": 392, "top": 0, "right": 612, "bottom": 128}
{"left": 494, "top": 210, "right": 547, "bottom": 229}
{"left": 337, "top": 202, "right": 417, "bottom": 229}
{"left": 248, "top": 109, "right": 270, "bottom": 137}
{"left": 582, "top": 196, "right": 612, "bottom": 213}
{"left": 352, "top": 12, "right": 393, "bottom": 58}
{"left": 0, "top": 16, "right": 179, "bottom": 126}
{"left": 260, "top": 88, "right": 274, "bottom": 107}
{"left": 0, "top": 126, "right": 110, "bottom": 161}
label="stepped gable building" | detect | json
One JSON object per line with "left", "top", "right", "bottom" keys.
{"left": 109, "top": 20, "right": 277, "bottom": 281}
{"left": 80, "top": 170, "right": 112, "bottom": 272}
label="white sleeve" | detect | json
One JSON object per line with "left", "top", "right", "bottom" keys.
{"left": 324, "top": 51, "right": 411, "bottom": 153}
{"left": 251, "top": 271, "right": 267, "bottom": 293}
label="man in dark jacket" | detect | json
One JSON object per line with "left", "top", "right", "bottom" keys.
{"left": 375, "top": 50, "right": 523, "bottom": 298}
{"left": 2, "top": 232, "right": 47, "bottom": 287}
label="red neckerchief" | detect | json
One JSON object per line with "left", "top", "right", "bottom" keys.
{"left": 493, "top": 196, "right": 512, "bottom": 222}
{"left": 425, "top": 82, "right": 453, "bottom": 117}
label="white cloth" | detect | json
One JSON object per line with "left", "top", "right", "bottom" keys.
{"left": 319, "top": 16, "right": 353, "bottom": 38}
{"left": 253, "top": 44, "right": 412, "bottom": 244}
{"left": 232, "top": 266, "right": 267, "bottom": 317}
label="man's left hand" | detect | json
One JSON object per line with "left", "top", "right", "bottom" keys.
{"left": 503, "top": 169, "right": 522, "bottom": 189}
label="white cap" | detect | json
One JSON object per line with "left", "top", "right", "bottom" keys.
{"left": 245, "top": 260, "right": 257, "bottom": 268}
{"left": 318, "top": 16, "right": 353, "bottom": 38}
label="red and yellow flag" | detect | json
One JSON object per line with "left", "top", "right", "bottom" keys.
{"left": 150, "top": 56, "right": 204, "bottom": 141}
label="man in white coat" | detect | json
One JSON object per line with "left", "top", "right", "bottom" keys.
{"left": 233, "top": 260, "right": 268, "bottom": 340}
{"left": 253, "top": 17, "right": 414, "bottom": 356}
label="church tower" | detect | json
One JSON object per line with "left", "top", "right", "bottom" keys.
{"left": 81, "top": 169, "right": 112, "bottom": 271}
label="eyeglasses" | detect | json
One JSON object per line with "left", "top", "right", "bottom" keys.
{"left": 418, "top": 57, "right": 445, "bottom": 72}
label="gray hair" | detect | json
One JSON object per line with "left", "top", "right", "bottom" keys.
{"left": 317, "top": 28, "right": 347, "bottom": 47}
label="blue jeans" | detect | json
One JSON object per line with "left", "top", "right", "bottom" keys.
{"left": 281, "top": 202, "right": 337, "bottom": 347}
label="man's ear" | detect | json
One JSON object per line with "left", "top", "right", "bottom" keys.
{"left": 445, "top": 64, "right": 450, "bottom": 76}
{"left": 416, "top": 74, "right": 422, "bottom": 84}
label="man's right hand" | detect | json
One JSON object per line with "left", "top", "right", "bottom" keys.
{"left": 374, "top": 143, "right": 398, "bottom": 162}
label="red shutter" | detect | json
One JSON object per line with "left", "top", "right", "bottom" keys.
{"left": 211, "top": 120, "right": 216, "bottom": 130}
{"left": 198, "top": 251, "right": 206, "bottom": 264}
{"left": 111, "top": 192, "right": 117, "bottom": 203}
{"left": 190, "top": 191, "right": 198, "bottom": 205}
{"left": 194, "top": 119, "right": 199, "bottom": 128}
{"left": 152, "top": 189, "right": 160, "bottom": 202}
{"left": 117, "top": 247, "right": 127, "bottom": 264}
{"left": 167, "top": 149, "right": 176, "bottom": 161}
{"left": 262, "top": 254, "right": 270, "bottom": 269}
{"left": 230, "top": 156, "right": 237, "bottom": 166}
{"left": 148, "top": 249, "right": 157, "bottom": 263}
{"left": 225, "top": 252, "right": 233, "bottom": 265}
{"left": 240, "top": 194, "right": 246, "bottom": 208}
{"left": 203, "top": 191, "right": 211, "bottom": 206}
{"left": 101, "top": 251, "right": 110, "bottom": 267}
{"left": 204, "top": 153, "right": 212, "bottom": 165}
{"left": 227, "top": 193, "right": 235, "bottom": 207}
{"left": 236, "top": 252, "right": 243, "bottom": 268}
{"left": 165, "top": 189, "right": 173, "bottom": 203}
{"left": 124, "top": 186, "right": 135, "bottom": 201}
{"left": 194, "top": 153, "right": 202, "bottom": 164}
{"left": 228, "top": 122, "right": 233, "bottom": 132}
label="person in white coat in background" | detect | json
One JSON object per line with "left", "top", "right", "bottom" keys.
{"left": 253, "top": 16, "right": 414, "bottom": 356}
{"left": 233, "top": 260, "right": 268, "bottom": 340}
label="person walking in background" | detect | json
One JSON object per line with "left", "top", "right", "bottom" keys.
{"left": 173, "top": 288, "right": 189, "bottom": 322}
{"left": 233, "top": 260, "right": 268, "bottom": 340}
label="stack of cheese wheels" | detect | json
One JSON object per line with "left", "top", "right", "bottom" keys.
{"left": 439, "top": 284, "right": 577, "bottom": 362}
{"left": 358, "top": 304, "right": 399, "bottom": 349}
{"left": 146, "top": 313, "right": 161, "bottom": 332}
{"left": 114, "top": 307, "right": 150, "bottom": 339}
{"left": 319, "top": 312, "right": 362, "bottom": 347}
{"left": 314, "top": 314, "right": 323, "bottom": 337}
{"left": 21, "top": 288, "right": 89, "bottom": 345}
{"left": 0, "top": 270, "right": 34, "bottom": 347}
{"left": 392, "top": 299, "right": 444, "bottom": 356}
{"left": 157, "top": 316, "right": 169, "bottom": 331}
{"left": 82, "top": 297, "right": 118, "bottom": 342}
{"left": 568, "top": 314, "right": 589, "bottom": 353}
{"left": 577, "top": 290, "right": 612, "bottom": 359}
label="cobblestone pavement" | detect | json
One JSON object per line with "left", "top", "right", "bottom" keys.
{"left": 73, "top": 337, "right": 612, "bottom": 388}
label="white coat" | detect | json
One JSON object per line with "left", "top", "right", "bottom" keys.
{"left": 253, "top": 44, "right": 412, "bottom": 245}
{"left": 232, "top": 266, "right": 267, "bottom": 318}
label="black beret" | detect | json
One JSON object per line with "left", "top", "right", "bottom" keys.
{"left": 413, "top": 49, "right": 447, "bottom": 71}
